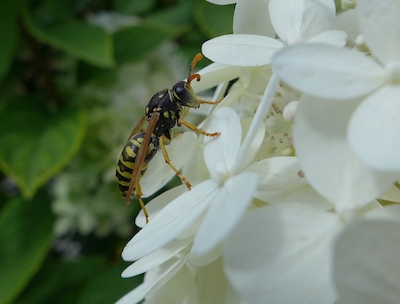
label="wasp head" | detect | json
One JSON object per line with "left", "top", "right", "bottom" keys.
{"left": 172, "top": 80, "right": 200, "bottom": 109}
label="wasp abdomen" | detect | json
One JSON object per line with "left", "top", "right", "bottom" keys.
{"left": 116, "top": 133, "right": 157, "bottom": 200}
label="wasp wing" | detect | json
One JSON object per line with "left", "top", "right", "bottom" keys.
{"left": 128, "top": 114, "right": 147, "bottom": 139}
{"left": 125, "top": 112, "right": 160, "bottom": 205}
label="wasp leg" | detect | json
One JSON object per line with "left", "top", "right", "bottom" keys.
{"left": 198, "top": 97, "right": 224, "bottom": 105}
{"left": 178, "top": 118, "right": 220, "bottom": 137}
{"left": 159, "top": 136, "right": 192, "bottom": 190}
{"left": 135, "top": 182, "right": 150, "bottom": 223}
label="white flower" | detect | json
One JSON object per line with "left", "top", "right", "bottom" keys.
{"left": 273, "top": 0, "right": 400, "bottom": 171}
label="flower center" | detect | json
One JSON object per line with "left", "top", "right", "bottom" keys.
{"left": 210, "top": 163, "right": 230, "bottom": 185}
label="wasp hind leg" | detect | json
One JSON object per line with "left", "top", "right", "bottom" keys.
{"left": 159, "top": 136, "right": 192, "bottom": 190}
{"left": 133, "top": 182, "right": 150, "bottom": 224}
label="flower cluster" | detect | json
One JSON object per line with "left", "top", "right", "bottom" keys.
{"left": 118, "top": 0, "right": 400, "bottom": 303}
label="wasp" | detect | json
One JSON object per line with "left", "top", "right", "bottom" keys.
{"left": 116, "top": 53, "right": 221, "bottom": 223}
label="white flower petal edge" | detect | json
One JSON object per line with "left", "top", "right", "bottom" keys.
{"left": 357, "top": 0, "right": 400, "bottom": 63}
{"left": 348, "top": 85, "right": 400, "bottom": 172}
{"left": 135, "top": 184, "right": 187, "bottom": 228}
{"left": 192, "top": 172, "right": 259, "bottom": 256}
{"left": 272, "top": 44, "right": 387, "bottom": 99}
{"left": 334, "top": 218, "right": 400, "bottom": 304}
{"left": 308, "top": 30, "right": 347, "bottom": 47}
{"left": 224, "top": 204, "right": 341, "bottom": 304}
{"left": 122, "top": 180, "right": 219, "bottom": 261}
{"left": 269, "top": 0, "right": 335, "bottom": 44}
{"left": 116, "top": 256, "right": 187, "bottom": 304}
{"left": 202, "top": 34, "right": 283, "bottom": 67}
{"left": 294, "top": 95, "right": 398, "bottom": 210}
{"left": 191, "top": 63, "right": 242, "bottom": 93}
{"left": 122, "top": 238, "right": 191, "bottom": 277}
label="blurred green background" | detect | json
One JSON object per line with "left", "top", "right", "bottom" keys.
{"left": 0, "top": 0, "right": 234, "bottom": 303}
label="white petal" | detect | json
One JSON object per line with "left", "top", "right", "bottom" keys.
{"left": 269, "top": 0, "right": 335, "bottom": 44}
{"left": 357, "top": 0, "right": 400, "bottom": 63}
{"left": 237, "top": 116, "right": 266, "bottom": 170}
{"left": 224, "top": 205, "right": 340, "bottom": 304}
{"left": 136, "top": 185, "right": 187, "bottom": 227}
{"left": 122, "top": 238, "right": 191, "bottom": 277}
{"left": 122, "top": 180, "right": 219, "bottom": 261}
{"left": 181, "top": 142, "right": 210, "bottom": 182}
{"left": 348, "top": 85, "right": 400, "bottom": 172}
{"left": 192, "top": 63, "right": 242, "bottom": 93}
{"left": 140, "top": 132, "right": 197, "bottom": 196}
{"left": 195, "top": 258, "right": 232, "bottom": 304}
{"left": 273, "top": 44, "right": 387, "bottom": 99}
{"left": 204, "top": 107, "right": 241, "bottom": 175}
{"left": 294, "top": 95, "right": 398, "bottom": 209}
{"left": 233, "top": 0, "right": 275, "bottom": 37}
{"left": 334, "top": 219, "right": 400, "bottom": 304}
{"left": 189, "top": 242, "right": 224, "bottom": 268}
{"left": 245, "top": 157, "right": 332, "bottom": 209}
{"left": 116, "top": 256, "right": 186, "bottom": 304}
{"left": 308, "top": 30, "right": 347, "bottom": 47}
{"left": 145, "top": 264, "right": 200, "bottom": 304}
{"left": 332, "top": 9, "right": 360, "bottom": 41}
{"left": 192, "top": 173, "right": 259, "bottom": 255}
{"left": 202, "top": 34, "right": 283, "bottom": 66}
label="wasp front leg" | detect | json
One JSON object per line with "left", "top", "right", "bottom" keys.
{"left": 159, "top": 135, "right": 192, "bottom": 190}
{"left": 178, "top": 118, "right": 220, "bottom": 137}
{"left": 198, "top": 98, "right": 224, "bottom": 105}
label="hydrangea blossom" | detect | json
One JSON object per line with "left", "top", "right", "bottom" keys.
{"left": 117, "top": 0, "right": 400, "bottom": 303}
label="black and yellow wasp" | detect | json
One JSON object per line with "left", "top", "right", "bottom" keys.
{"left": 116, "top": 53, "right": 221, "bottom": 223}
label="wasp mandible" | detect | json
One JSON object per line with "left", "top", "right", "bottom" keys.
{"left": 116, "top": 53, "right": 221, "bottom": 223}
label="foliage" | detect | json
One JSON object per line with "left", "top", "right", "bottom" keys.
{"left": 0, "top": 0, "right": 234, "bottom": 303}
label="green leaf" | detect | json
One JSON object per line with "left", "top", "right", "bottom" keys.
{"left": 21, "top": 3, "right": 114, "bottom": 68}
{"left": 0, "top": 1, "right": 19, "bottom": 83}
{"left": 15, "top": 257, "right": 106, "bottom": 304}
{"left": 194, "top": 1, "right": 234, "bottom": 38}
{"left": 145, "top": 2, "right": 195, "bottom": 27}
{"left": 115, "top": 0, "right": 156, "bottom": 15}
{"left": 113, "top": 24, "right": 187, "bottom": 64}
{"left": 76, "top": 262, "right": 143, "bottom": 304}
{"left": 0, "top": 97, "right": 86, "bottom": 199}
{"left": 0, "top": 191, "right": 54, "bottom": 304}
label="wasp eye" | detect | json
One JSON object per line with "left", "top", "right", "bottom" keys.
{"left": 173, "top": 82, "right": 185, "bottom": 95}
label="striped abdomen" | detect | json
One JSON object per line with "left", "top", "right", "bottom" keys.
{"left": 116, "top": 133, "right": 158, "bottom": 201}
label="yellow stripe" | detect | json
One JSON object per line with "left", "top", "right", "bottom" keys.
{"left": 116, "top": 167, "right": 132, "bottom": 179}
{"left": 119, "top": 155, "right": 135, "bottom": 169}
{"left": 124, "top": 146, "right": 137, "bottom": 158}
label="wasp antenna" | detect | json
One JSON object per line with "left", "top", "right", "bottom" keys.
{"left": 187, "top": 73, "right": 201, "bottom": 86}
{"left": 187, "top": 53, "right": 203, "bottom": 80}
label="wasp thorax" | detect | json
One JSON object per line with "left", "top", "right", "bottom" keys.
{"left": 172, "top": 81, "right": 200, "bottom": 109}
